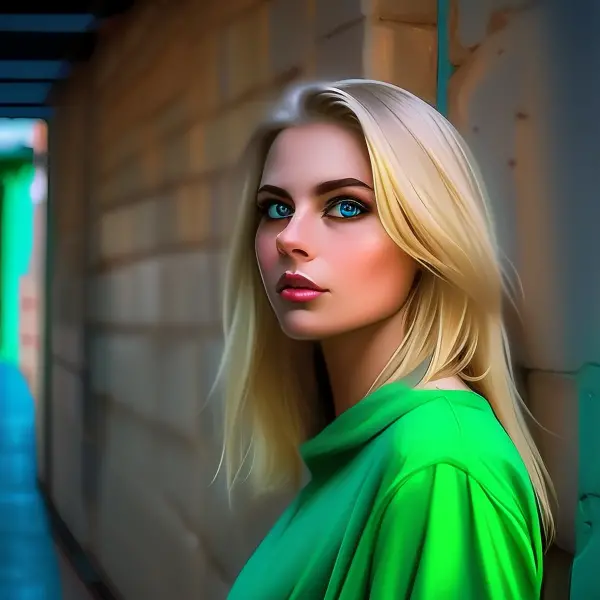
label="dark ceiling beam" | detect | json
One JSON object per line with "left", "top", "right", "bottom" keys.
{"left": 0, "top": 31, "right": 95, "bottom": 61}
{"left": 0, "top": 82, "right": 52, "bottom": 105}
{"left": 0, "top": 14, "right": 96, "bottom": 34}
{"left": 0, "top": 106, "right": 53, "bottom": 119}
{"left": 0, "top": 1, "right": 134, "bottom": 17}
{"left": 90, "top": 0, "right": 135, "bottom": 18}
{"left": 0, "top": 102, "right": 47, "bottom": 107}
{"left": 0, "top": 2, "right": 94, "bottom": 13}
{"left": 0, "top": 61, "right": 67, "bottom": 80}
{"left": 0, "top": 78, "right": 58, "bottom": 84}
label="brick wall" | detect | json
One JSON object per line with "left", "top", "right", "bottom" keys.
{"left": 48, "top": 63, "right": 92, "bottom": 548}
{"left": 46, "top": 0, "right": 585, "bottom": 596}
{"left": 47, "top": 1, "right": 439, "bottom": 597}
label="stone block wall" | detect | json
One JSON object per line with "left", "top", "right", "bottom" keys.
{"left": 448, "top": 3, "right": 583, "bottom": 596}
{"left": 47, "top": 0, "right": 586, "bottom": 596}
{"left": 47, "top": 1, "right": 440, "bottom": 598}
{"left": 48, "top": 65, "right": 92, "bottom": 549}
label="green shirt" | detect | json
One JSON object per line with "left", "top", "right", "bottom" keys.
{"left": 228, "top": 382, "right": 543, "bottom": 599}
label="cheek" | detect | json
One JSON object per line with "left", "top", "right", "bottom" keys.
{"left": 335, "top": 234, "right": 416, "bottom": 302}
{"left": 255, "top": 228, "right": 279, "bottom": 279}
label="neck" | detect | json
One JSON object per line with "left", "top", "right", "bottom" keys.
{"left": 320, "top": 310, "right": 406, "bottom": 416}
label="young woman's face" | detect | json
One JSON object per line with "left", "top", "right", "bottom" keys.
{"left": 255, "top": 122, "right": 418, "bottom": 341}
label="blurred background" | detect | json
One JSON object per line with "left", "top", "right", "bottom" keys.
{"left": 0, "top": 0, "right": 597, "bottom": 599}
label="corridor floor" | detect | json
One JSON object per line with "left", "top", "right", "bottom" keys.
{"left": 0, "top": 361, "right": 63, "bottom": 598}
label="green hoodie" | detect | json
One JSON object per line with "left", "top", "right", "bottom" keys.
{"left": 228, "top": 382, "right": 543, "bottom": 599}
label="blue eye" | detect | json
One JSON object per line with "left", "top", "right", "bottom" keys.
{"left": 266, "top": 202, "right": 293, "bottom": 220}
{"left": 327, "top": 200, "right": 366, "bottom": 219}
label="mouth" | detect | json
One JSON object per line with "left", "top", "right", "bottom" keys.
{"left": 276, "top": 272, "right": 327, "bottom": 303}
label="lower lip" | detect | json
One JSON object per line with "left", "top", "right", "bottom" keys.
{"left": 279, "top": 288, "right": 324, "bottom": 302}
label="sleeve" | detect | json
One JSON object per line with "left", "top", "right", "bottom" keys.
{"left": 369, "top": 463, "right": 541, "bottom": 600}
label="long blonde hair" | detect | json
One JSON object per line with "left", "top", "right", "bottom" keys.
{"left": 215, "top": 79, "right": 554, "bottom": 541}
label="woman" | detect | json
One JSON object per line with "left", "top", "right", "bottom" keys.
{"left": 216, "top": 79, "right": 554, "bottom": 599}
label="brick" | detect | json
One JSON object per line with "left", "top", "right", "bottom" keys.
{"left": 154, "top": 339, "right": 202, "bottom": 438}
{"left": 94, "top": 464, "right": 173, "bottom": 600}
{"left": 130, "top": 259, "right": 162, "bottom": 324}
{"left": 318, "top": 0, "right": 436, "bottom": 38}
{"left": 129, "top": 199, "right": 161, "bottom": 253}
{"left": 162, "top": 132, "right": 190, "bottom": 183}
{"left": 223, "top": 5, "right": 270, "bottom": 100}
{"left": 112, "top": 269, "right": 140, "bottom": 323}
{"left": 111, "top": 128, "right": 139, "bottom": 167}
{"left": 447, "top": 21, "right": 529, "bottom": 273}
{"left": 127, "top": 65, "right": 161, "bottom": 121}
{"left": 174, "top": 183, "right": 212, "bottom": 243}
{"left": 155, "top": 438, "right": 209, "bottom": 532}
{"left": 210, "top": 170, "right": 239, "bottom": 239}
{"left": 110, "top": 164, "right": 128, "bottom": 203}
{"left": 315, "top": 19, "right": 366, "bottom": 79}
{"left": 124, "top": 156, "right": 145, "bottom": 199}
{"left": 155, "top": 98, "right": 190, "bottom": 138}
{"left": 186, "top": 34, "right": 221, "bottom": 117}
{"left": 370, "top": 0, "right": 437, "bottom": 24}
{"left": 188, "top": 122, "right": 205, "bottom": 174}
{"left": 101, "top": 388, "right": 159, "bottom": 464}
{"left": 203, "top": 113, "right": 232, "bottom": 171}
{"left": 160, "top": 252, "right": 214, "bottom": 324}
{"left": 315, "top": 0, "right": 363, "bottom": 38}
{"left": 155, "top": 193, "right": 178, "bottom": 247}
{"left": 98, "top": 211, "right": 117, "bottom": 259}
{"left": 204, "top": 94, "right": 269, "bottom": 170}
{"left": 447, "top": 22, "right": 515, "bottom": 132}
{"left": 269, "top": 0, "right": 312, "bottom": 75}
{"left": 449, "top": 0, "right": 530, "bottom": 66}
{"left": 367, "top": 21, "right": 437, "bottom": 105}
{"left": 226, "top": 97, "right": 272, "bottom": 165}
{"left": 449, "top": 0, "right": 471, "bottom": 66}
{"left": 148, "top": 40, "right": 187, "bottom": 111}
{"left": 191, "top": 0, "right": 261, "bottom": 27}
{"left": 140, "top": 129, "right": 161, "bottom": 190}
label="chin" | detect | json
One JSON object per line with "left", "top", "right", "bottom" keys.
{"left": 278, "top": 311, "right": 338, "bottom": 341}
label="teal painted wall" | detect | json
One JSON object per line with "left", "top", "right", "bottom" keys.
{"left": 0, "top": 156, "right": 34, "bottom": 365}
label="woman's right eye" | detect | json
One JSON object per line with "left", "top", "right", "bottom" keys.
{"left": 265, "top": 201, "right": 294, "bottom": 220}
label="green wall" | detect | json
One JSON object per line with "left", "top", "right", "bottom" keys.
{"left": 0, "top": 153, "right": 34, "bottom": 365}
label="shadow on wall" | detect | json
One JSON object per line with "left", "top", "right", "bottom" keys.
{"left": 0, "top": 360, "right": 61, "bottom": 598}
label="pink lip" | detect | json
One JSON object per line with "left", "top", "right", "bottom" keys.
{"left": 276, "top": 272, "right": 326, "bottom": 303}
{"left": 280, "top": 288, "right": 324, "bottom": 302}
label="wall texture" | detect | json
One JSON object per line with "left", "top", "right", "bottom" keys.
{"left": 448, "top": 2, "right": 578, "bottom": 595}
{"left": 47, "top": 1, "right": 440, "bottom": 598}
{"left": 46, "top": 0, "right": 581, "bottom": 598}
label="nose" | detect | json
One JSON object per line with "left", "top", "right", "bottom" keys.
{"left": 275, "top": 213, "right": 315, "bottom": 260}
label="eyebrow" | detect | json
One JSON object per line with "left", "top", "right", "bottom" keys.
{"left": 256, "top": 178, "right": 373, "bottom": 199}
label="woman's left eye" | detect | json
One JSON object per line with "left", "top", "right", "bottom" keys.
{"left": 326, "top": 199, "right": 366, "bottom": 219}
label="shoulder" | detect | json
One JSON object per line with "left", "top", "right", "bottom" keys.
{"left": 379, "top": 387, "right": 534, "bottom": 505}
{"left": 371, "top": 461, "right": 544, "bottom": 598}
{"left": 367, "top": 384, "right": 544, "bottom": 596}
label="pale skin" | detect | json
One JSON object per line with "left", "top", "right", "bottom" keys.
{"left": 255, "top": 122, "right": 467, "bottom": 415}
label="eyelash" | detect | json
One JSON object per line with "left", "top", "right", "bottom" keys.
{"left": 257, "top": 196, "right": 370, "bottom": 220}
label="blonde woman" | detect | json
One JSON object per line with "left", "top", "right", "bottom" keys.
{"left": 217, "top": 80, "right": 553, "bottom": 599}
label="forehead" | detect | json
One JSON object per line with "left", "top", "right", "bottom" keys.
{"left": 260, "top": 122, "right": 373, "bottom": 187}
